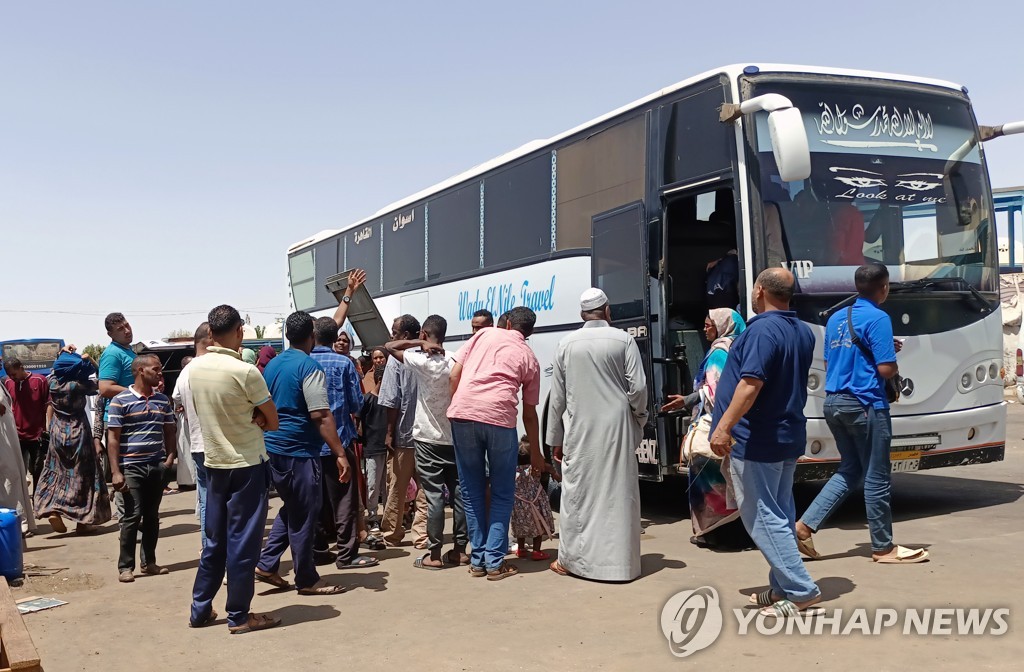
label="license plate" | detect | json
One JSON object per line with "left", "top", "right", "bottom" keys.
{"left": 890, "top": 450, "right": 921, "bottom": 473}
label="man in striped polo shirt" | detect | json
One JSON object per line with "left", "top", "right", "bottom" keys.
{"left": 107, "top": 354, "right": 177, "bottom": 583}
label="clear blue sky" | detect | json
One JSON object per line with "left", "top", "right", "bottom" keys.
{"left": 2, "top": 1, "right": 1023, "bottom": 347}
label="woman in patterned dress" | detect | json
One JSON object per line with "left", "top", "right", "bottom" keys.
{"left": 34, "top": 350, "right": 111, "bottom": 534}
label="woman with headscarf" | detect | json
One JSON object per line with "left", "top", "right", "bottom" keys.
{"left": 34, "top": 349, "right": 112, "bottom": 534}
{"left": 256, "top": 345, "right": 277, "bottom": 373}
{"left": 361, "top": 347, "right": 387, "bottom": 395}
{"left": 662, "top": 308, "right": 748, "bottom": 548}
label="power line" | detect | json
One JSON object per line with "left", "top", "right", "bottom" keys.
{"left": 0, "top": 308, "right": 288, "bottom": 317}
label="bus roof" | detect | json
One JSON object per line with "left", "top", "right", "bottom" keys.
{"left": 287, "top": 63, "right": 964, "bottom": 254}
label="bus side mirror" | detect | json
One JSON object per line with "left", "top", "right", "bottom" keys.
{"left": 767, "top": 107, "right": 812, "bottom": 183}
{"left": 721, "top": 94, "right": 812, "bottom": 183}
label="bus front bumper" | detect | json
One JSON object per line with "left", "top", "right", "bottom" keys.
{"left": 796, "top": 402, "right": 1006, "bottom": 481}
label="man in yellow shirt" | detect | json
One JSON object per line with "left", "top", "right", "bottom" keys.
{"left": 187, "top": 305, "right": 282, "bottom": 635}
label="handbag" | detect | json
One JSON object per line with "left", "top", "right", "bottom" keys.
{"left": 846, "top": 306, "right": 902, "bottom": 404}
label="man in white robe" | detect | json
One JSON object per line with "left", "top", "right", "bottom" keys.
{"left": 546, "top": 288, "right": 648, "bottom": 581}
{"left": 0, "top": 381, "right": 37, "bottom": 534}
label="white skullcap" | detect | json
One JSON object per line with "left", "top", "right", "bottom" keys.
{"left": 580, "top": 288, "right": 609, "bottom": 311}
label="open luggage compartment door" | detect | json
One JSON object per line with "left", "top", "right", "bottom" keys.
{"left": 325, "top": 270, "right": 391, "bottom": 351}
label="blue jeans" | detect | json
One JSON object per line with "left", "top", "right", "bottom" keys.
{"left": 730, "top": 456, "right": 819, "bottom": 602}
{"left": 194, "top": 452, "right": 208, "bottom": 550}
{"left": 801, "top": 393, "right": 894, "bottom": 553}
{"left": 451, "top": 420, "right": 518, "bottom": 570}
{"left": 258, "top": 453, "right": 323, "bottom": 590}
{"left": 190, "top": 462, "right": 269, "bottom": 628}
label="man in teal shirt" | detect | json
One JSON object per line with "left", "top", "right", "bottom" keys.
{"left": 98, "top": 312, "right": 136, "bottom": 416}
{"left": 97, "top": 312, "right": 137, "bottom": 538}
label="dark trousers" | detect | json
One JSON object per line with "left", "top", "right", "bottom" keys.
{"left": 315, "top": 447, "right": 360, "bottom": 567}
{"left": 257, "top": 453, "right": 322, "bottom": 590}
{"left": 190, "top": 462, "right": 269, "bottom": 629}
{"left": 415, "top": 440, "right": 468, "bottom": 552}
{"left": 118, "top": 462, "right": 165, "bottom": 572}
{"left": 20, "top": 437, "right": 45, "bottom": 492}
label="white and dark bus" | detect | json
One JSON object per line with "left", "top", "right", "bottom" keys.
{"left": 287, "top": 63, "right": 1021, "bottom": 481}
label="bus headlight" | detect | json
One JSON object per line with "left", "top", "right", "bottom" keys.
{"left": 807, "top": 373, "right": 821, "bottom": 391}
{"left": 810, "top": 440, "right": 823, "bottom": 455}
{"left": 989, "top": 363, "right": 1000, "bottom": 381}
{"left": 976, "top": 365, "right": 986, "bottom": 382}
{"left": 961, "top": 373, "right": 973, "bottom": 389}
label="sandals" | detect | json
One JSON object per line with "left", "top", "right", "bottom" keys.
{"left": 297, "top": 581, "right": 347, "bottom": 596}
{"left": 229, "top": 612, "right": 282, "bottom": 635}
{"left": 48, "top": 514, "right": 67, "bottom": 534}
{"left": 797, "top": 535, "right": 821, "bottom": 560}
{"left": 361, "top": 536, "right": 386, "bottom": 551}
{"left": 486, "top": 561, "right": 519, "bottom": 581}
{"left": 443, "top": 550, "right": 470, "bottom": 566}
{"left": 254, "top": 570, "right": 292, "bottom": 589}
{"left": 549, "top": 560, "right": 570, "bottom": 576}
{"left": 759, "top": 598, "right": 824, "bottom": 619}
{"left": 468, "top": 565, "right": 487, "bottom": 578}
{"left": 413, "top": 553, "right": 445, "bottom": 571}
{"left": 748, "top": 589, "right": 781, "bottom": 607}
{"left": 516, "top": 548, "right": 551, "bottom": 561}
{"left": 337, "top": 555, "right": 380, "bottom": 570}
{"left": 873, "top": 546, "right": 929, "bottom": 564}
{"left": 189, "top": 609, "right": 218, "bottom": 628}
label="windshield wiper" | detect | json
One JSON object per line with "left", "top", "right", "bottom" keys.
{"left": 889, "top": 277, "right": 993, "bottom": 313}
{"left": 818, "top": 293, "right": 859, "bottom": 320}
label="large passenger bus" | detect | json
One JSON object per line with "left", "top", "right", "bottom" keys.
{"left": 287, "top": 63, "right": 1022, "bottom": 481}
{"left": 0, "top": 338, "right": 66, "bottom": 378}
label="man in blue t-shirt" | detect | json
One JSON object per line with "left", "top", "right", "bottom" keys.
{"left": 710, "top": 268, "right": 820, "bottom": 616}
{"left": 796, "top": 263, "right": 928, "bottom": 565}
{"left": 254, "top": 312, "right": 350, "bottom": 596}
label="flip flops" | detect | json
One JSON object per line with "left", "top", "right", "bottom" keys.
{"left": 297, "top": 581, "right": 347, "bottom": 595}
{"left": 254, "top": 571, "right": 292, "bottom": 589}
{"left": 549, "top": 560, "right": 570, "bottom": 576}
{"left": 413, "top": 553, "right": 445, "bottom": 571}
{"left": 748, "top": 589, "right": 781, "bottom": 607}
{"left": 759, "top": 599, "right": 825, "bottom": 619}
{"left": 337, "top": 555, "right": 380, "bottom": 570}
{"left": 873, "top": 546, "right": 929, "bottom": 564}
{"left": 229, "top": 613, "right": 282, "bottom": 635}
{"left": 443, "top": 550, "right": 471, "bottom": 566}
{"left": 797, "top": 535, "right": 821, "bottom": 560}
{"left": 486, "top": 561, "right": 519, "bottom": 581}
{"left": 189, "top": 609, "right": 218, "bottom": 628}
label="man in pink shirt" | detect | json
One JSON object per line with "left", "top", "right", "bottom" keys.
{"left": 447, "top": 306, "right": 544, "bottom": 580}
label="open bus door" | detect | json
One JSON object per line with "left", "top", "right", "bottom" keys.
{"left": 591, "top": 202, "right": 662, "bottom": 481}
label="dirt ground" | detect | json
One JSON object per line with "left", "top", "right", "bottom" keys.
{"left": 11, "top": 406, "right": 1024, "bottom": 671}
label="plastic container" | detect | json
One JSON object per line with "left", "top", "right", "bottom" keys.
{"left": 0, "top": 508, "right": 24, "bottom": 581}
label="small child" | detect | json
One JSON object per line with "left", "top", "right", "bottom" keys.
{"left": 511, "top": 437, "right": 560, "bottom": 560}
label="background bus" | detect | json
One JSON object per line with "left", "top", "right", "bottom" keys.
{"left": 287, "top": 63, "right": 1017, "bottom": 482}
{"left": 0, "top": 339, "right": 66, "bottom": 378}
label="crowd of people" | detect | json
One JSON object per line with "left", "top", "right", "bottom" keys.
{"left": 0, "top": 261, "right": 927, "bottom": 630}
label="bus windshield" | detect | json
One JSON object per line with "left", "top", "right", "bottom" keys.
{"left": 750, "top": 80, "right": 997, "bottom": 293}
{"left": 0, "top": 339, "right": 65, "bottom": 376}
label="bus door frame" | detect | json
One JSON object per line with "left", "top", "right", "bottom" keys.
{"left": 590, "top": 201, "right": 662, "bottom": 481}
